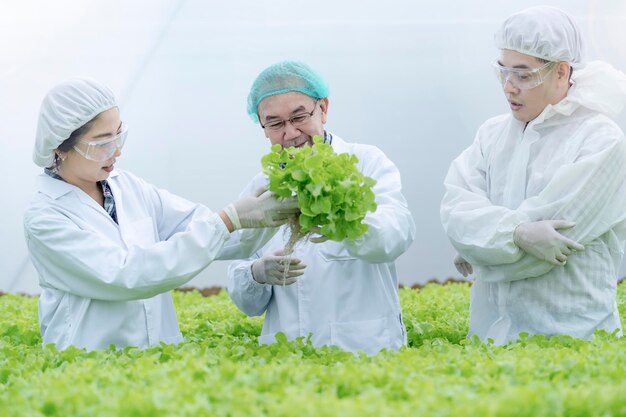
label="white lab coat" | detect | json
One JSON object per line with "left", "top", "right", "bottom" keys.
{"left": 24, "top": 169, "right": 276, "bottom": 351}
{"left": 441, "top": 61, "right": 626, "bottom": 344}
{"left": 228, "top": 134, "right": 416, "bottom": 355}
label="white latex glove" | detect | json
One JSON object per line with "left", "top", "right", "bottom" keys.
{"left": 224, "top": 187, "right": 299, "bottom": 230}
{"left": 513, "top": 220, "right": 584, "bottom": 266}
{"left": 453, "top": 254, "right": 473, "bottom": 277}
{"left": 251, "top": 250, "right": 306, "bottom": 285}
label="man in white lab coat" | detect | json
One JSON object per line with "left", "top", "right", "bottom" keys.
{"left": 441, "top": 6, "right": 626, "bottom": 344}
{"left": 228, "top": 61, "right": 416, "bottom": 355}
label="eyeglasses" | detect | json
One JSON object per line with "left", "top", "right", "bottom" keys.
{"left": 73, "top": 123, "right": 128, "bottom": 162}
{"left": 492, "top": 61, "right": 557, "bottom": 90}
{"left": 260, "top": 100, "right": 319, "bottom": 131}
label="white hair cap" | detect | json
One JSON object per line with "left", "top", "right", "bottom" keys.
{"left": 494, "top": 6, "right": 586, "bottom": 68}
{"left": 33, "top": 77, "right": 116, "bottom": 167}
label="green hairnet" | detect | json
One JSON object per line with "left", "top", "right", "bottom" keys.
{"left": 247, "top": 60, "right": 330, "bottom": 122}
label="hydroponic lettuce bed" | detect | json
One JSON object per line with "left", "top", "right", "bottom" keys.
{"left": 1, "top": 282, "right": 625, "bottom": 417}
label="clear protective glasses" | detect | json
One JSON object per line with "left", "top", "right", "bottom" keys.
{"left": 492, "top": 61, "right": 557, "bottom": 90}
{"left": 73, "top": 123, "right": 128, "bottom": 162}
{"left": 260, "top": 100, "right": 319, "bottom": 131}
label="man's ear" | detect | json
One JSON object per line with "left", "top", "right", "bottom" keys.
{"left": 556, "top": 62, "right": 571, "bottom": 82}
{"left": 319, "top": 98, "right": 329, "bottom": 124}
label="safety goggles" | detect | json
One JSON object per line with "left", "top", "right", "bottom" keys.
{"left": 73, "top": 123, "right": 128, "bottom": 162}
{"left": 492, "top": 61, "right": 557, "bottom": 90}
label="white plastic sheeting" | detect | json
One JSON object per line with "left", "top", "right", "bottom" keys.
{"left": 2, "top": 0, "right": 625, "bottom": 294}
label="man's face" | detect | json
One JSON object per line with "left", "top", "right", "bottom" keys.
{"left": 498, "top": 49, "right": 563, "bottom": 123}
{"left": 257, "top": 92, "right": 328, "bottom": 148}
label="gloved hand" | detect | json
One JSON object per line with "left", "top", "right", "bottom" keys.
{"left": 224, "top": 187, "right": 299, "bottom": 230}
{"left": 251, "top": 250, "right": 306, "bottom": 285}
{"left": 453, "top": 254, "right": 473, "bottom": 277}
{"left": 513, "top": 220, "right": 584, "bottom": 266}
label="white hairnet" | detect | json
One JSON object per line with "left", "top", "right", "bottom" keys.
{"left": 33, "top": 77, "right": 117, "bottom": 167}
{"left": 494, "top": 6, "right": 586, "bottom": 67}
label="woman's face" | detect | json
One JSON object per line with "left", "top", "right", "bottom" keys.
{"left": 57, "top": 107, "right": 123, "bottom": 189}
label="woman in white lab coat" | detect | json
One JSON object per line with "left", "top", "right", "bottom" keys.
{"left": 24, "top": 77, "right": 297, "bottom": 351}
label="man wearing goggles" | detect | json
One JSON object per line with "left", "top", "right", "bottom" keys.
{"left": 491, "top": 55, "right": 566, "bottom": 122}
{"left": 441, "top": 6, "right": 626, "bottom": 344}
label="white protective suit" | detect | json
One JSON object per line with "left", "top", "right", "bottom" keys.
{"left": 228, "top": 134, "right": 416, "bottom": 355}
{"left": 24, "top": 169, "right": 276, "bottom": 351}
{"left": 441, "top": 61, "right": 626, "bottom": 344}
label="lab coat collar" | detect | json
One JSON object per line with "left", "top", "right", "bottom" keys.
{"left": 325, "top": 131, "right": 349, "bottom": 153}
{"left": 529, "top": 60, "right": 626, "bottom": 129}
{"left": 36, "top": 170, "right": 120, "bottom": 200}
{"left": 527, "top": 83, "right": 580, "bottom": 130}
{"left": 565, "top": 60, "right": 626, "bottom": 119}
